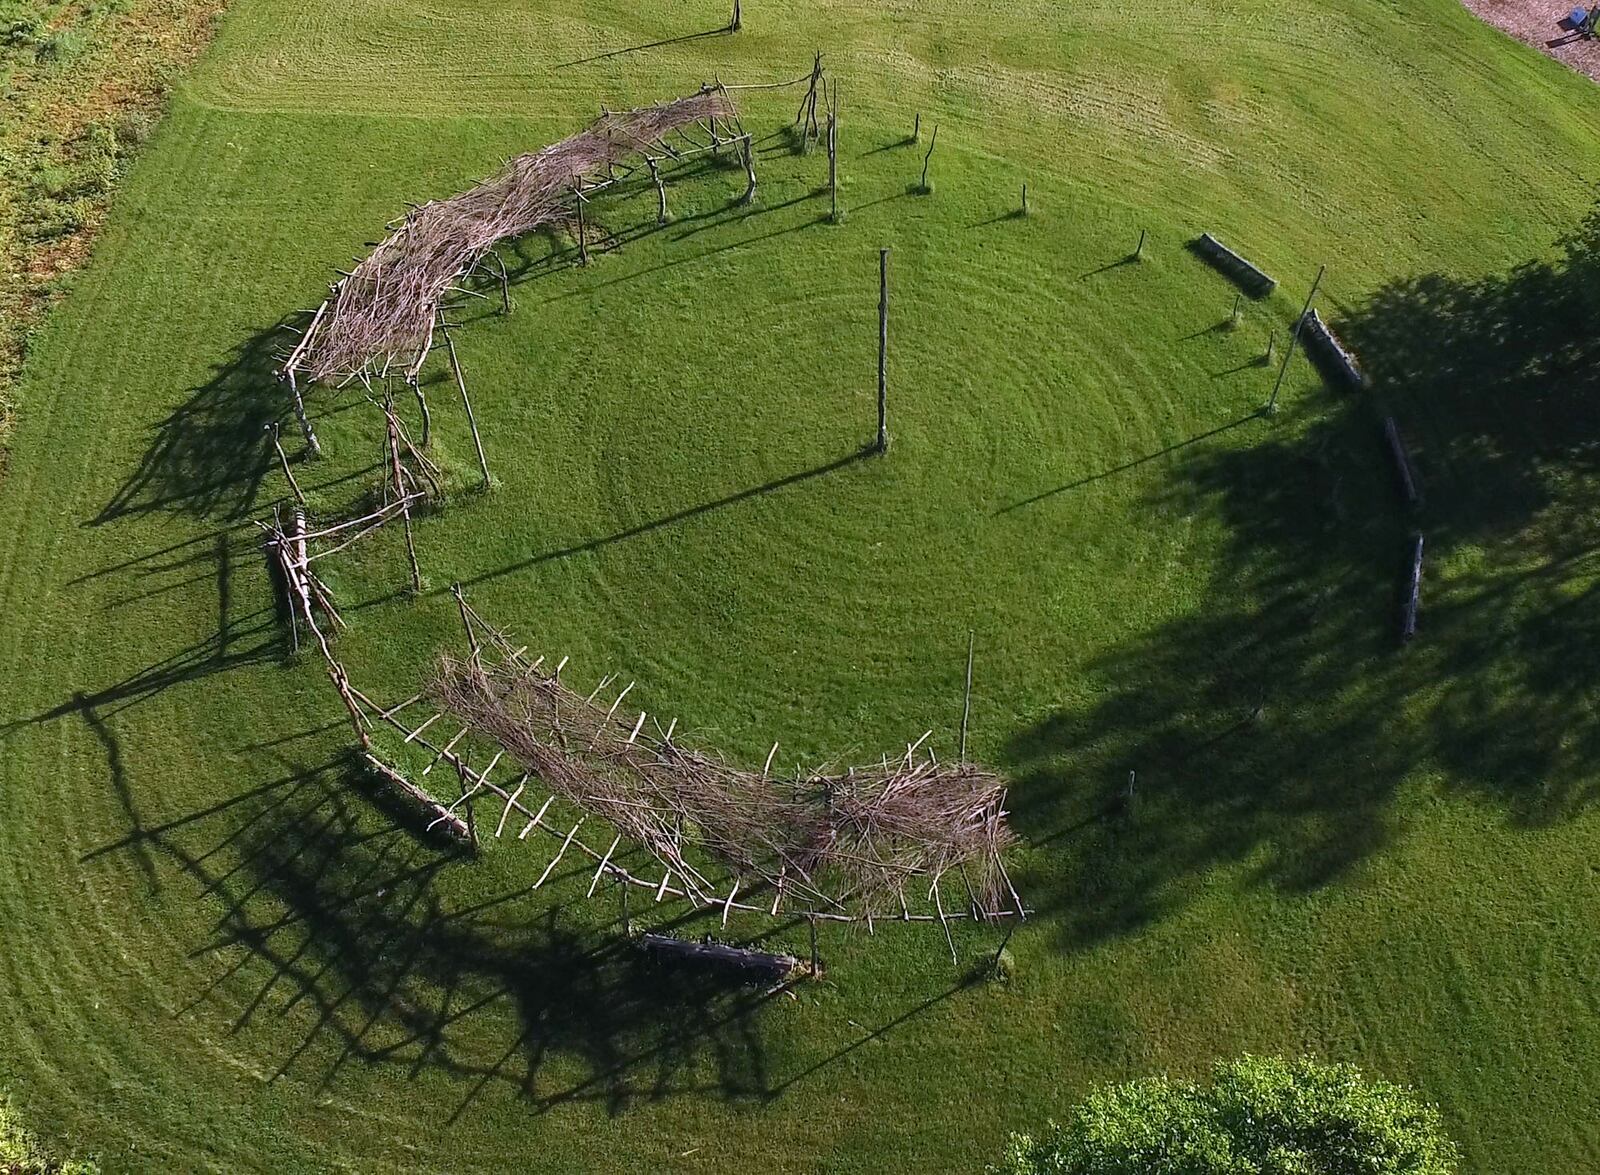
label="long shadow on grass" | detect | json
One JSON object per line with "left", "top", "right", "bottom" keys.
{"left": 1009, "top": 207, "right": 1600, "bottom": 947}
{"left": 152, "top": 754, "right": 796, "bottom": 1115}
{"left": 92, "top": 320, "right": 289, "bottom": 526}
{"left": 459, "top": 448, "right": 869, "bottom": 589}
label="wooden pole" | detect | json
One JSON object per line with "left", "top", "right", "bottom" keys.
{"left": 809, "top": 915, "right": 820, "bottom": 977}
{"left": 438, "top": 311, "right": 491, "bottom": 489}
{"left": 493, "top": 250, "right": 511, "bottom": 315}
{"left": 1230, "top": 291, "right": 1242, "bottom": 328}
{"left": 740, "top": 133, "right": 757, "bottom": 204}
{"left": 457, "top": 756, "right": 479, "bottom": 845}
{"left": 877, "top": 247, "right": 889, "bottom": 454}
{"left": 730, "top": 0, "right": 741, "bottom": 31}
{"left": 912, "top": 112, "right": 920, "bottom": 143}
{"left": 919, "top": 125, "right": 938, "bottom": 192}
{"left": 386, "top": 396, "right": 422, "bottom": 594}
{"left": 574, "top": 182, "right": 589, "bottom": 265}
{"left": 267, "top": 423, "right": 306, "bottom": 507}
{"left": 1135, "top": 227, "right": 1146, "bottom": 260}
{"left": 408, "top": 377, "right": 432, "bottom": 448}
{"left": 960, "top": 630, "right": 974, "bottom": 762}
{"left": 1267, "top": 264, "right": 1325, "bottom": 415}
{"left": 287, "top": 369, "right": 321, "bottom": 457}
{"left": 1020, "top": 183, "right": 1028, "bottom": 216}
{"left": 827, "top": 84, "right": 840, "bottom": 221}
{"left": 1265, "top": 330, "right": 1277, "bottom": 366}
{"left": 648, "top": 156, "right": 668, "bottom": 224}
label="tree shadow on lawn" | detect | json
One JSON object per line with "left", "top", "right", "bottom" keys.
{"left": 1007, "top": 207, "right": 1600, "bottom": 948}
{"left": 164, "top": 754, "right": 800, "bottom": 1117}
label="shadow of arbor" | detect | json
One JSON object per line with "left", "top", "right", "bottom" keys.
{"left": 179, "top": 756, "right": 792, "bottom": 1115}
{"left": 1007, "top": 207, "right": 1600, "bottom": 946}
{"left": 92, "top": 321, "right": 288, "bottom": 526}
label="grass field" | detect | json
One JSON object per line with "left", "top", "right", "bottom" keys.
{"left": 5, "top": 0, "right": 1600, "bottom": 1170}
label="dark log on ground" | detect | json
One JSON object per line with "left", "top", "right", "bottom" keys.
{"left": 363, "top": 752, "right": 472, "bottom": 840}
{"left": 1192, "top": 232, "right": 1277, "bottom": 296}
{"left": 1300, "top": 307, "right": 1367, "bottom": 389}
{"left": 636, "top": 932, "right": 801, "bottom": 982}
{"left": 1402, "top": 533, "right": 1424, "bottom": 641}
{"left": 1384, "top": 415, "right": 1422, "bottom": 506}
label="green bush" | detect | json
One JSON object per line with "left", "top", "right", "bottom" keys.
{"left": 35, "top": 28, "right": 88, "bottom": 70}
{"left": 994, "top": 1055, "right": 1458, "bottom": 1175}
{"left": 0, "top": 1091, "right": 98, "bottom": 1175}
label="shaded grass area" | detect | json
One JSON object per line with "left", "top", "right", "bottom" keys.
{"left": 5, "top": 0, "right": 1600, "bottom": 1171}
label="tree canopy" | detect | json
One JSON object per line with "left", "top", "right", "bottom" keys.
{"left": 994, "top": 1055, "right": 1458, "bottom": 1175}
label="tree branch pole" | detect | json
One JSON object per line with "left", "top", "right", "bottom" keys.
{"left": 740, "top": 133, "right": 757, "bottom": 204}
{"left": 919, "top": 125, "right": 938, "bottom": 191}
{"left": 1267, "top": 264, "right": 1325, "bottom": 415}
{"left": 267, "top": 423, "right": 306, "bottom": 507}
{"left": 827, "top": 83, "right": 840, "bottom": 222}
{"left": 408, "top": 376, "right": 432, "bottom": 448}
{"left": 438, "top": 310, "right": 492, "bottom": 489}
{"left": 573, "top": 180, "right": 589, "bottom": 265}
{"left": 385, "top": 394, "right": 423, "bottom": 594}
{"left": 648, "top": 155, "right": 668, "bottom": 224}
{"left": 960, "top": 630, "right": 974, "bottom": 762}
{"left": 286, "top": 369, "right": 322, "bottom": 457}
{"left": 877, "top": 247, "right": 890, "bottom": 454}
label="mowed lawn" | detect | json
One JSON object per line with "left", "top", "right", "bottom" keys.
{"left": 5, "top": 0, "right": 1600, "bottom": 1170}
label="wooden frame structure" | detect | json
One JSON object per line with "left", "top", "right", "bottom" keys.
{"left": 246, "top": 66, "right": 1030, "bottom": 970}
{"left": 279, "top": 582, "right": 1022, "bottom": 957}
{"left": 275, "top": 83, "right": 769, "bottom": 459}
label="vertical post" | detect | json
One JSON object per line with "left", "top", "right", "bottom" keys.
{"left": 648, "top": 156, "right": 668, "bottom": 224}
{"left": 439, "top": 311, "right": 491, "bottom": 490}
{"left": 1230, "top": 291, "right": 1242, "bottom": 328}
{"left": 408, "top": 377, "right": 432, "bottom": 447}
{"left": 267, "top": 423, "right": 306, "bottom": 507}
{"left": 386, "top": 394, "right": 422, "bottom": 594}
{"left": 621, "top": 876, "right": 631, "bottom": 934}
{"left": 457, "top": 757, "right": 478, "bottom": 846}
{"left": 1265, "top": 329, "right": 1276, "bottom": 366}
{"left": 1267, "top": 264, "right": 1325, "bottom": 415}
{"left": 574, "top": 182, "right": 589, "bottom": 265}
{"left": 494, "top": 251, "right": 510, "bottom": 316}
{"left": 912, "top": 112, "right": 920, "bottom": 143}
{"left": 808, "top": 916, "right": 820, "bottom": 977}
{"left": 1135, "top": 228, "right": 1146, "bottom": 260}
{"left": 287, "top": 369, "right": 322, "bottom": 458}
{"left": 740, "top": 134, "right": 757, "bottom": 204}
{"left": 877, "top": 247, "right": 889, "bottom": 454}
{"left": 730, "top": 0, "right": 741, "bottom": 31}
{"left": 827, "top": 85, "right": 840, "bottom": 222}
{"left": 1020, "top": 183, "right": 1028, "bottom": 217}
{"left": 960, "top": 630, "right": 974, "bottom": 762}
{"left": 919, "top": 125, "right": 938, "bottom": 192}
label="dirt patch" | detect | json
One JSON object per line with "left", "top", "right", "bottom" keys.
{"left": 1461, "top": 0, "right": 1600, "bottom": 81}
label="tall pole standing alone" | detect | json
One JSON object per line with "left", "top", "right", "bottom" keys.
{"left": 439, "top": 310, "right": 491, "bottom": 490}
{"left": 877, "top": 248, "right": 889, "bottom": 454}
{"left": 1267, "top": 264, "right": 1325, "bottom": 415}
{"left": 960, "top": 630, "right": 974, "bottom": 762}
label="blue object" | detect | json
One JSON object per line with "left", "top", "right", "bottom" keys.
{"left": 1570, "top": 6, "right": 1590, "bottom": 28}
